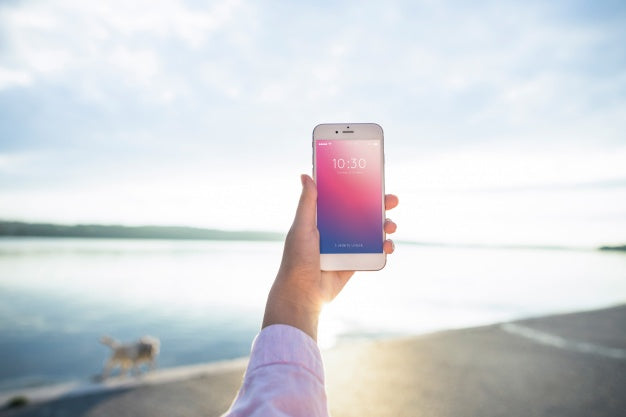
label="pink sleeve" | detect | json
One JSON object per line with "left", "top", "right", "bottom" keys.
{"left": 222, "top": 324, "right": 330, "bottom": 417}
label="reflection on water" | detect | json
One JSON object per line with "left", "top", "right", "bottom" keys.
{"left": 1, "top": 238, "right": 625, "bottom": 390}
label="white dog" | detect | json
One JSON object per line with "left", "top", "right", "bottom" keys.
{"left": 100, "top": 335, "right": 160, "bottom": 378}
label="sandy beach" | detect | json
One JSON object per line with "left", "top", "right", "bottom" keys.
{"left": 2, "top": 304, "right": 625, "bottom": 417}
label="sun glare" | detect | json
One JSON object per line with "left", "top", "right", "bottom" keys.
{"left": 318, "top": 304, "right": 347, "bottom": 350}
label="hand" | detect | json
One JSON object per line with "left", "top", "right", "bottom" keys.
{"left": 262, "top": 174, "right": 399, "bottom": 341}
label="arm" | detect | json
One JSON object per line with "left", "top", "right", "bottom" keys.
{"left": 224, "top": 174, "right": 398, "bottom": 417}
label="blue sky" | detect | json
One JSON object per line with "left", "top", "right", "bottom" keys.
{"left": 1, "top": 0, "right": 625, "bottom": 246}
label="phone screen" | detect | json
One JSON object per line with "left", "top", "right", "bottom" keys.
{"left": 315, "top": 139, "right": 383, "bottom": 254}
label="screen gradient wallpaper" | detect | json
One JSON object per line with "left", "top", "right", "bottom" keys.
{"left": 315, "top": 139, "right": 384, "bottom": 254}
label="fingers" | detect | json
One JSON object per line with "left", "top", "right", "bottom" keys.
{"left": 384, "top": 218, "right": 397, "bottom": 234}
{"left": 292, "top": 174, "right": 318, "bottom": 229}
{"left": 383, "top": 239, "right": 395, "bottom": 254}
{"left": 383, "top": 196, "right": 398, "bottom": 255}
{"left": 385, "top": 194, "right": 399, "bottom": 211}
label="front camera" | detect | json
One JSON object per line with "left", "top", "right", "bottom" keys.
{"left": 335, "top": 131, "right": 338, "bottom": 134}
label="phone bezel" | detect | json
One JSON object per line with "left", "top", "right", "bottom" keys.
{"left": 312, "top": 123, "right": 386, "bottom": 271}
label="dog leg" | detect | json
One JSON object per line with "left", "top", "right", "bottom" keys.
{"left": 102, "top": 361, "right": 114, "bottom": 379}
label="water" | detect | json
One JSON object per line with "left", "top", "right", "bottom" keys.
{"left": 1, "top": 238, "right": 625, "bottom": 392}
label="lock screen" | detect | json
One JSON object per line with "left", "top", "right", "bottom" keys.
{"left": 315, "top": 139, "right": 384, "bottom": 254}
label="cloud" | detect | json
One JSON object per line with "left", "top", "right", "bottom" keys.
{"left": 0, "top": 0, "right": 625, "bottom": 243}
{"left": 0, "top": 67, "right": 32, "bottom": 89}
{"left": 0, "top": 151, "right": 41, "bottom": 174}
{"left": 1, "top": 0, "right": 623, "bottom": 145}
{"left": 0, "top": 0, "right": 251, "bottom": 100}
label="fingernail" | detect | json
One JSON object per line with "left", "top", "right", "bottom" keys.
{"left": 300, "top": 174, "right": 306, "bottom": 187}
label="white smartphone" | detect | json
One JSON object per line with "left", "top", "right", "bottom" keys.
{"left": 312, "top": 123, "right": 386, "bottom": 271}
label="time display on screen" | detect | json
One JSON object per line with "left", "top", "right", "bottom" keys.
{"left": 332, "top": 158, "right": 367, "bottom": 169}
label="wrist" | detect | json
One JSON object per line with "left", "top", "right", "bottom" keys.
{"left": 262, "top": 290, "right": 320, "bottom": 341}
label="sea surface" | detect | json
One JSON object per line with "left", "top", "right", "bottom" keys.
{"left": 1, "top": 237, "right": 625, "bottom": 392}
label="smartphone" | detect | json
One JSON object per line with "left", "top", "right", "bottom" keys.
{"left": 312, "top": 123, "right": 386, "bottom": 271}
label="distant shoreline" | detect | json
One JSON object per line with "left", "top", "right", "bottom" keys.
{"left": 599, "top": 245, "right": 626, "bottom": 252}
{"left": 0, "top": 221, "right": 284, "bottom": 242}
{"left": 1, "top": 220, "right": 624, "bottom": 251}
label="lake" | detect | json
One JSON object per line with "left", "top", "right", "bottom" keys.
{"left": 1, "top": 238, "right": 625, "bottom": 392}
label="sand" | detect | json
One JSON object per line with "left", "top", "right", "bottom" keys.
{"left": 2, "top": 305, "right": 625, "bottom": 417}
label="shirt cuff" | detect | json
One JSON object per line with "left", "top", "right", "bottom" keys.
{"left": 246, "top": 324, "right": 325, "bottom": 384}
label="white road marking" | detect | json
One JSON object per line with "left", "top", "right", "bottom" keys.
{"left": 501, "top": 323, "right": 626, "bottom": 360}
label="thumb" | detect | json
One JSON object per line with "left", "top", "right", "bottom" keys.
{"left": 292, "top": 174, "right": 317, "bottom": 229}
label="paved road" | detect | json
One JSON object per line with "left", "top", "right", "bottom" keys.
{"left": 324, "top": 304, "right": 626, "bottom": 417}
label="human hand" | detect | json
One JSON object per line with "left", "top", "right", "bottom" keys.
{"left": 262, "top": 174, "right": 399, "bottom": 341}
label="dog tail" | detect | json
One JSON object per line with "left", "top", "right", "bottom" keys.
{"left": 100, "top": 335, "right": 120, "bottom": 349}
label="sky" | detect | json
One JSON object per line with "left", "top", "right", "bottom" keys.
{"left": 0, "top": 0, "right": 625, "bottom": 247}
